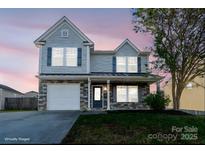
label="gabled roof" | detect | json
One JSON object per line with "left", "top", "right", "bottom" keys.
{"left": 0, "top": 84, "right": 23, "bottom": 94}
{"left": 114, "top": 39, "right": 141, "bottom": 52}
{"left": 34, "top": 16, "right": 94, "bottom": 45}
{"left": 24, "top": 91, "right": 38, "bottom": 95}
{"left": 91, "top": 39, "right": 150, "bottom": 56}
{"left": 24, "top": 91, "right": 38, "bottom": 97}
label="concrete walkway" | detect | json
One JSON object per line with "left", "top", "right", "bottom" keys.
{"left": 0, "top": 111, "right": 79, "bottom": 144}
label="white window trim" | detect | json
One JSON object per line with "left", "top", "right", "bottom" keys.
{"left": 128, "top": 57, "right": 138, "bottom": 73}
{"left": 65, "top": 48, "right": 78, "bottom": 67}
{"left": 116, "top": 57, "right": 126, "bottom": 72}
{"left": 116, "top": 86, "right": 127, "bottom": 102}
{"left": 51, "top": 48, "right": 64, "bottom": 66}
{"left": 116, "top": 56, "right": 138, "bottom": 73}
{"left": 128, "top": 86, "right": 138, "bottom": 102}
{"left": 116, "top": 86, "right": 138, "bottom": 102}
{"left": 51, "top": 47, "right": 78, "bottom": 67}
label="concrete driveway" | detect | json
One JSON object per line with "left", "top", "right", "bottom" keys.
{"left": 0, "top": 111, "right": 79, "bottom": 144}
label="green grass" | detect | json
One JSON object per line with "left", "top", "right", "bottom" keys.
{"left": 62, "top": 111, "right": 205, "bottom": 144}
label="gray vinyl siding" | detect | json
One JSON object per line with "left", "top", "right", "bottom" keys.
{"left": 39, "top": 22, "right": 149, "bottom": 74}
{"left": 90, "top": 43, "right": 149, "bottom": 73}
{"left": 90, "top": 43, "right": 139, "bottom": 73}
{"left": 90, "top": 54, "right": 113, "bottom": 72}
{"left": 115, "top": 42, "right": 138, "bottom": 56}
{"left": 40, "top": 22, "right": 88, "bottom": 74}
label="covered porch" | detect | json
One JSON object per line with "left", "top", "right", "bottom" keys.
{"left": 87, "top": 75, "right": 160, "bottom": 111}
{"left": 38, "top": 73, "right": 161, "bottom": 111}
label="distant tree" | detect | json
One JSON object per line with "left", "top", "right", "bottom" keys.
{"left": 133, "top": 9, "right": 205, "bottom": 110}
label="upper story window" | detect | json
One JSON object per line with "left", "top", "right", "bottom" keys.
{"left": 66, "top": 48, "right": 77, "bottom": 66}
{"left": 116, "top": 57, "right": 126, "bottom": 72}
{"left": 61, "top": 29, "right": 69, "bottom": 37}
{"left": 128, "top": 57, "right": 138, "bottom": 72}
{"left": 52, "top": 48, "right": 64, "bottom": 66}
{"left": 116, "top": 56, "right": 138, "bottom": 73}
{"left": 51, "top": 47, "right": 78, "bottom": 67}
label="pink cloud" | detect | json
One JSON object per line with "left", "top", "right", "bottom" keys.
{"left": 0, "top": 68, "right": 38, "bottom": 93}
{"left": 74, "top": 12, "right": 154, "bottom": 51}
{"left": 87, "top": 32, "right": 153, "bottom": 51}
{"left": 2, "top": 19, "right": 49, "bottom": 30}
{"left": 0, "top": 42, "right": 37, "bottom": 56}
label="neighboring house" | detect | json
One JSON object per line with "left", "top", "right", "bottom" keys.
{"left": 0, "top": 84, "right": 23, "bottom": 110}
{"left": 24, "top": 91, "right": 38, "bottom": 98}
{"left": 164, "top": 76, "right": 205, "bottom": 112}
{"left": 34, "top": 16, "right": 161, "bottom": 111}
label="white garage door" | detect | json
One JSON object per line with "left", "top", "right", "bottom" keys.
{"left": 47, "top": 84, "right": 80, "bottom": 110}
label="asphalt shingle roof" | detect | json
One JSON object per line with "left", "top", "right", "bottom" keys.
{"left": 0, "top": 84, "right": 23, "bottom": 94}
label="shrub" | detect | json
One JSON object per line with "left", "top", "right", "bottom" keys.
{"left": 144, "top": 92, "right": 170, "bottom": 110}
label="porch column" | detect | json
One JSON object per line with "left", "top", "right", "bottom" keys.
{"left": 88, "top": 78, "right": 91, "bottom": 110}
{"left": 107, "top": 80, "right": 110, "bottom": 110}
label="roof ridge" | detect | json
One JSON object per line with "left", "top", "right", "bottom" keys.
{"left": 114, "top": 39, "right": 141, "bottom": 52}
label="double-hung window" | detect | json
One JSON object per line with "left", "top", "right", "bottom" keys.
{"left": 51, "top": 47, "right": 78, "bottom": 67}
{"left": 116, "top": 57, "right": 126, "bottom": 72}
{"left": 117, "top": 86, "right": 138, "bottom": 102}
{"left": 116, "top": 56, "right": 138, "bottom": 73}
{"left": 52, "top": 48, "right": 64, "bottom": 66}
{"left": 128, "top": 86, "right": 138, "bottom": 102}
{"left": 116, "top": 86, "right": 127, "bottom": 102}
{"left": 66, "top": 48, "right": 77, "bottom": 66}
{"left": 128, "top": 57, "right": 138, "bottom": 72}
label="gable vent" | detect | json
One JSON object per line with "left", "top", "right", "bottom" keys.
{"left": 61, "top": 29, "right": 69, "bottom": 37}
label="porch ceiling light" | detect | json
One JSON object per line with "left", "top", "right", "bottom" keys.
{"left": 103, "top": 86, "right": 107, "bottom": 91}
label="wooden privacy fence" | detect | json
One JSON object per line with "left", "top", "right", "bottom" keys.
{"left": 5, "top": 97, "right": 38, "bottom": 110}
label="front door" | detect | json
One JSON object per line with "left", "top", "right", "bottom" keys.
{"left": 93, "top": 86, "right": 102, "bottom": 108}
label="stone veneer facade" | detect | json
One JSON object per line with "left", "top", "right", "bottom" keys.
{"left": 38, "top": 80, "right": 149, "bottom": 111}
{"left": 110, "top": 84, "right": 150, "bottom": 110}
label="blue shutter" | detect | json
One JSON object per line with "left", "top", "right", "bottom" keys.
{"left": 112, "top": 56, "right": 116, "bottom": 72}
{"left": 47, "top": 47, "right": 52, "bottom": 66}
{"left": 138, "top": 57, "right": 141, "bottom": 73}
{"left": 77, "top": 48, "right": 82, "bottom": 66}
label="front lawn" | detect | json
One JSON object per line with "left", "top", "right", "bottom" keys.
{"left": 62, "top": 110, "right": 205, "bottom": 144}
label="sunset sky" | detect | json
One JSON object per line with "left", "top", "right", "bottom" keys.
{"left": 0, "top": 8, "right": 154, "bottom": 93}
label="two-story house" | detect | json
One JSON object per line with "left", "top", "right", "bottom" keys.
{"left": 34, "top": 16, "right": 161, "bottom": 111}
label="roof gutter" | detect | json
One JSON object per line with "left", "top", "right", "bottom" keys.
{"left": 36, "top": 75, "right": 162, "bottom": 83}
